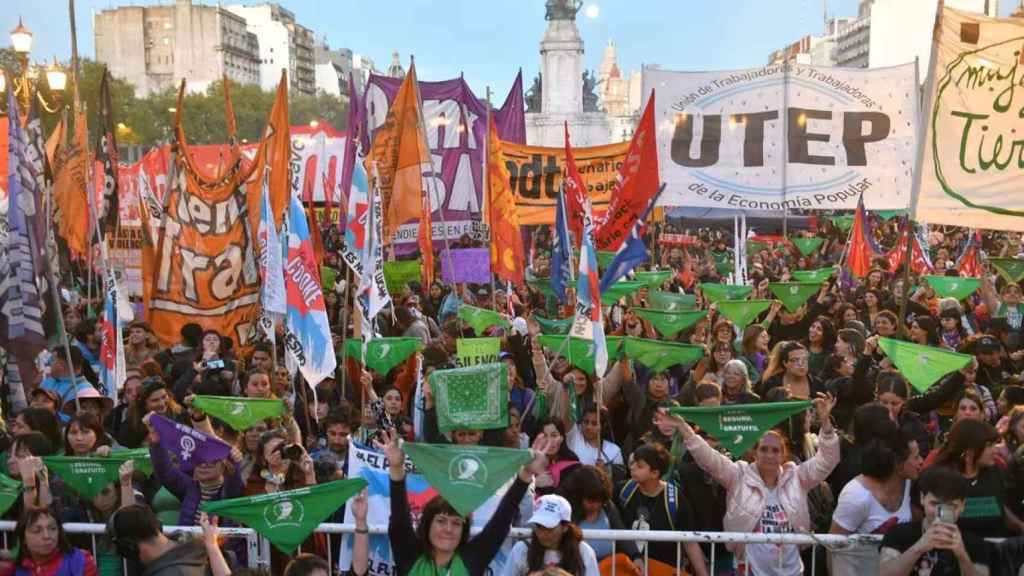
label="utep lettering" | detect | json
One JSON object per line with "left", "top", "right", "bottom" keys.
{"left": 671, "top": 107, "right": 890, "bottom": 167}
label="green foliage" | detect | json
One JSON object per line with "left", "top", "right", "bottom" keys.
{"left": 0, "top": 50, "right": 348, "bottom": 148}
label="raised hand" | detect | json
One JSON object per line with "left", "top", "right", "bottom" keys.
{"left": 351, "top": 488, "right": 369, "bottom": 525}
{"left": 383, "top": 428, "right": 405, "bottom": 480}
{"left": 813, "top": 392, "right": 836, "bottom": 431}
{"left": 119, "top": 460, "right": 134, "bottom": 485}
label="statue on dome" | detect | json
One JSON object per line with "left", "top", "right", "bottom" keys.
{"left": 545, "top": 0, "right": 582, "bottom": 21}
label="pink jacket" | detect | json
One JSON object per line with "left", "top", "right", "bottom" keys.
{"left": 684, "top": 429, "right": 840, "bottom": 550}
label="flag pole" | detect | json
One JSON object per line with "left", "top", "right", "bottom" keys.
{"left": 485, "top": 86, "right": 498, "bottom": 311}
{"left": 899, "top": 51, "right": 931, "bottom": 332}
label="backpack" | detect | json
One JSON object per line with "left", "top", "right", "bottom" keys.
{"left": 618, "top": 479, "right": 680, "bottom": 530}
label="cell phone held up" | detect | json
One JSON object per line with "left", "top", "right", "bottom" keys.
{"left": 936, "top": 504, "right": 955, "bottom": 524}
{"left": 203, "top": 358, "right": 225, "bottom": 370}
{"left": 371, "top": 398, "right": 395, "bottom": 431}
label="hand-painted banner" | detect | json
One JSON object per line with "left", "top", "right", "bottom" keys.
{"left": 359, "top": 72, "right": 524, "bottom": 250}
{"left": 440, "top": 248, "right": 491, "bottom": 284}
{"left": 498, "top": 139, "right": 630, "bottom": 225}
{"left": 456, "top": 337, "right": 501, "bottom": 367}
{"left": 914, "top": 8, "right": 1024, "bottom": 231}
{"left": 644, "top": 62, "right": 917, "bottom": 210}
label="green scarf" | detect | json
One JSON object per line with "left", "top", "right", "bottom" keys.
{"left": 409, "top": 553, "right": 471, "bottom": 576}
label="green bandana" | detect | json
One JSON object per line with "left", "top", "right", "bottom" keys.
{"left": 430, "top": 363, "right": 509, "bottom": 433}
{"left": 602, "top": 280, "right": 647, "bottom": 303}
{"left": 715, "top": 299, "right": 773, "bottom": 328}
{"left": 623, "top": 337, "right": 705, "bottom": 372}
{"left": 200, "top": 477, "right": 367, "bottom": 554}
{"left": 383, "top": 260, "right": 421, "bottom": 293}
{"left": 632, "top": 308, "right": 708, "bottom": 338}
{"left": 830, "top": 214, "right": 854, "bottom": 232}
{"left": 699, "top": 283, "right": 753, "bottom": 304}
{"left": 635, "top": 270, "right": 673, "bottom": 289}
{"left": 990, "top": 258, "right": 1024, "bottom": 283}
{"left": 409, "top": 554, "right": 471, "bottom": 576}
{"left": 878, "top": 337, "right": 973, "bottom": 393}
{"left": 670, "top": 401, "right": 812, "bottom": 458}
{"left": 712, "top": 251, "right": 735, "bottom": 275}
{"left": 43, "top": 449, "right": 153, "bottom": 501}
{"left": 537, "top": 335, "right": 624, "bottom": 376}
{"left": 790, "top": 237, "right": 824, "bottom": 257}
{"left": 0, "top": 474, "right": 21, "bottom": 516}
{"left": 648, "top": 290, "right": 697, "bottom": 311}
{"left": 874, "top": 209, "right": 906, "bottom": 221}
{"left": 534, "top": 315, "right": 573, "bottom": 335}
{"left": 191, "top": 396, "right": 286, "bottom": 432}
{"left": 923, "top": 275, "right": 981, "bottom": 301}
{"left": 343, "top": 337, "right": 423, "bottom": 375}
{"left": 456, "top": 338, "right": 501, "bottom": 367}
{"left": 458, "top": 305, "right": 511, "bottom": 335}
{"left": 767, "top": 282, "right": 822, "bottom": 313}
{"left": 791, "top": 267, "right": 837, "bottom": 283}
{"left": 404, "top": 443, "right": 533, "bottom": 516}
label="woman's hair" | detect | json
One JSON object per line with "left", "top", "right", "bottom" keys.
{"left": 741, "top": 324, "right": 766, "bottom": 356}
{"left": 763, "top": 341, "right": 806, "bottom": 380}
{"left": 711, "top": 318, "right": 735, "bottom": 341}
{"left": 875, "top": 372, "right": 911, "bottom": 401}
{"left": 755, "top": 429, "right": 792, "bottom": 463}
{"left": 875, "top": 310, "right": 898, "bottom": 329}
{"left": 707, "top": 341, "right": 735, "bottom": 373}
{"left": 721, "top": 359, "right": 752, "bottom": 394}
{"left": 861, "top": 426, "right": 911, "bottom": 480}
{"left": 834, "top": 303, "right": 858, "bottom": 327}
{"left": 527, "top": 523, "right": 584, "bottom": 575}
{"left": 201, "top": 329, "right": 223, "bottom": 351}
{"left": 837, "top": 328, "right": 865, "bottom": 356}
{"left": 13, "top": 508, "right": 71, "bottom": 565}
{"left": 1004, "top": 405, "right": 1024, "bottom": 449}
{"left": 536, "top": 418, "right": 581, "bottom": 464}
{"left": 863, "top": 288, "right": 883, "bottom": 307}
{"left": 912, "top": 316, "right": 941, "bottom": 346}
{"left": 129, "top": 377, "right": 180, "bottom": 425}
{"left": 13, "top": 431, "right": 56, "bottom": 458}
{"left": 15, "top": 407, "right": 62, "bottom": 449}
{"left": 853, "top": 404, "right": 899, "bottom": 443}
{"left": 631, "top": 443, "right": 670, "bottom": 477}
{"left": 416, "top": 495, "right": 471, "bottom": 559}
{"left": 810, "top": 316, "right": 837, "bottom": 350}
{"left": 1002, "top": 386, "right": 1024, "bottom": 412}
{"left": 933, "top": 419, "right": 998, "bottom": 472}
{"left": 695, "top": 380, "right": 722, "bottom": 403}
{"left": 559, "top": 465, "right": 612, "bottom": 523}
{"left": 253, "top": 429, "right": 305, "bottom": 486}
{"left": 63, "top": 413, "right": 111, "bottom": 455}
{"left": 956, "top": 390, "right": 985, "bottom": 420}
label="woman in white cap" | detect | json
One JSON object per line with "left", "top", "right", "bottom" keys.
{"left": 500, "top": 494, "right": 600, "bottom": 576}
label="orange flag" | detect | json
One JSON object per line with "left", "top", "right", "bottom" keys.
{"left": 487, "top": 113, "right": 525, "bottom": 285}
{"left": 50, "top": 112, "right": 90, "bottom": 259}
{"left": 245, "top": 71, "right": 291, "bottom": 243}
{"left": 365, "top": 63, "right": 431, "bottom": 247}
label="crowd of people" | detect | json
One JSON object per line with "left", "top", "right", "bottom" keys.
{"left": 4, "top": 212, "right": 1024, "bottom": 576}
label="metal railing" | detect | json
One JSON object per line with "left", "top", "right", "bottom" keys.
{"left": 0, "top": 519, "right": 885, "bottom": 574}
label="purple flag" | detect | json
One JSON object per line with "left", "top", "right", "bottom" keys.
{"left": 149, "top": 414, "right": 231, "bottom": 469}
{"left": 440, "top": 248, "right": 492, "bottom": 284}
{"left": 359, "top": 72, "right": 525, "bottom": 253}
{"left": 339, "top": 73, "right": 365, "bottom": 233}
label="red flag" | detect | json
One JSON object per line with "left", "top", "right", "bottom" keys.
{"left": 563, "top": 123, "right": 587, "bottom": 245}
{"left": 594, "top": 92, "right": 659, "bottom": 251}
{"left": 956, "top": 231, "right": 982, "bottom": 277}
{"left": 848, "top": 195, "right": 875, "bottom": 277}
{"left": 886, "top": 223, "right": 933, "bottom": 276}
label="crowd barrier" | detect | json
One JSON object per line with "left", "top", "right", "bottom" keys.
{"left": 0, "top": 519, "right": 886, "bottom": 575}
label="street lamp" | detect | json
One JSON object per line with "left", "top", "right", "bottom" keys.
{"left": 1, "top": 18, "right": 66, "bottom": 115}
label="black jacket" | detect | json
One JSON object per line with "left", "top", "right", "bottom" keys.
{"left": 142, "top": 538, "right": 211, "bottom": 576}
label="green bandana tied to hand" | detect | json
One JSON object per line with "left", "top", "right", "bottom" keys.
{"left": 635, "top": 270, "right": 674, "bottom": 289}
{"left": 699, "top": 283, "right": 753, "bottom": 304}
{"left": 534, "top": 315, "right": 573, "bottom": 335}
{"left": 670, "top": 401, "right": 812, "bottom": 458}
{"left": 791, "top": 267, "right": 837, "bottom": 283}
{"left": 191, "top": 396, "right": 286, "bottom": 432}
{"left": 200, "top": 477, "right": 367, "bottom": 554}
{"left": 43, "top": 450, "right": 153, "bottom": 501}
{"left": 878, "top": 337, "right": 974, "bottom": 392}
{"left": 767, "top": 282, "right": 822, "bottom": 312}
{"left": 623, "top": 337, "right": 705, "bottom": 372}
{"left": 715, "top": 300, "right": 773, "bottom": 329}
{"left": 790, "top": 237, "right": 825, "bottom": 257}
{"left": 537, "top": 335, "right": 625, "bottom": 376}
{"left": 430, "top": 363, "right": 509, "bottom": 433}
{"left": 0, "top": 474, "right": 21, "bottom": 516}
{"left": 923, "top": 276, "right": 981, "bottom": 301}
{"left": 990, "top": 258, "right": 1024, "bottom": 283}
{"left": 403, "top": 443, "right": 533, "bottom": 516}
{"left": 343, "top": 337, "right": 423, "bottom": 375}
{"left": 648, "top": 290, "right": 697, "bottom": 311}
{"left": 632, "top": 308, "right": 708, "bottom": 338}
{"left": 458, "top": 304, "right": 511, "bottom": 335}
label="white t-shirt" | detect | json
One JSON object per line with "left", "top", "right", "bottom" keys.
{"left": 832, "top": 477, "right": 911, "bottom": 535}
{"left": 745, "top": 487, "right": 802, "bottom": 576}
{"left": 500, "top": 539, "right": 600, "bottom": 576}
{"left": 567, "top": 424, "right": 624, "bottom": 466}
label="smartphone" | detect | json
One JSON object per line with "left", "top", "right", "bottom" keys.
{"left": 204, "top": 358, "right": 225, "bottom": 370}
{"left": 371, "top": 398, "right": 394, "bottom": 431}
{"left": 937, "top": 504, "right": 955, "bottom": 524}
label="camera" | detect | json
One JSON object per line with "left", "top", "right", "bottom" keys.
{"left": 277, "top": 443, "right": 303, "bottom": 460}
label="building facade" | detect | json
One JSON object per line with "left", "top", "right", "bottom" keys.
{"left": 94, "top": 0, "right": 260, "bottom": 97}
{"left": 226, "top": 3, "right": 316, "bottom": 95}
{"left": 596, "top": 40, "right": 643, "bottom": 141}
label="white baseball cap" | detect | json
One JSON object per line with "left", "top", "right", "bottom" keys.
{"left": 528, "top": 494, "right": 572, "bottom": 528}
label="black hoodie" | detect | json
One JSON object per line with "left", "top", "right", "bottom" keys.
{"left": 142, "top": 538, "right": 210, "bottom": 576}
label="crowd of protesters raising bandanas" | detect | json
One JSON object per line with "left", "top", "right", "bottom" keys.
{"left": 8, "top": 210, "right": 1024, "bottom": 576}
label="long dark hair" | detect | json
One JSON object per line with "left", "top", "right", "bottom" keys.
{"left": 14, "top": 508, "right": 72, "bottom": 564}
{"left": 933, "top": 419, "right": 998, "bottom": 473}
{"left": 526, "top": 522, "right": 584, "bottom": 575}
{"left": 15, "top": 407, "right": 62, "bottom": 450}
{"left": 63, "top": 413, "right": 112, "bottom": 455}
{"left": 416, "top": 495, "right": 471, "bottom": 561}
{"left": 559, "top": 465, "right": 611, "bottom": 524}
{"left": 536, "top": 418, "right": 580, "bottom": 464}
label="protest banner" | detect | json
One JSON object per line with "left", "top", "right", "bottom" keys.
{"left": 456, "top": 337, "right": 501, "bottom": 367}
{"left": 645, "top": 62, "right": 917, "bottom": 210}
{"left": 430, "top": 363, "right": 509, "bottom": 432}
{"left": 913, "top": 7, "right": 1024, "bottom": 231}
{"left": 441, "top": 248, "right": 492, "bottom": 284}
